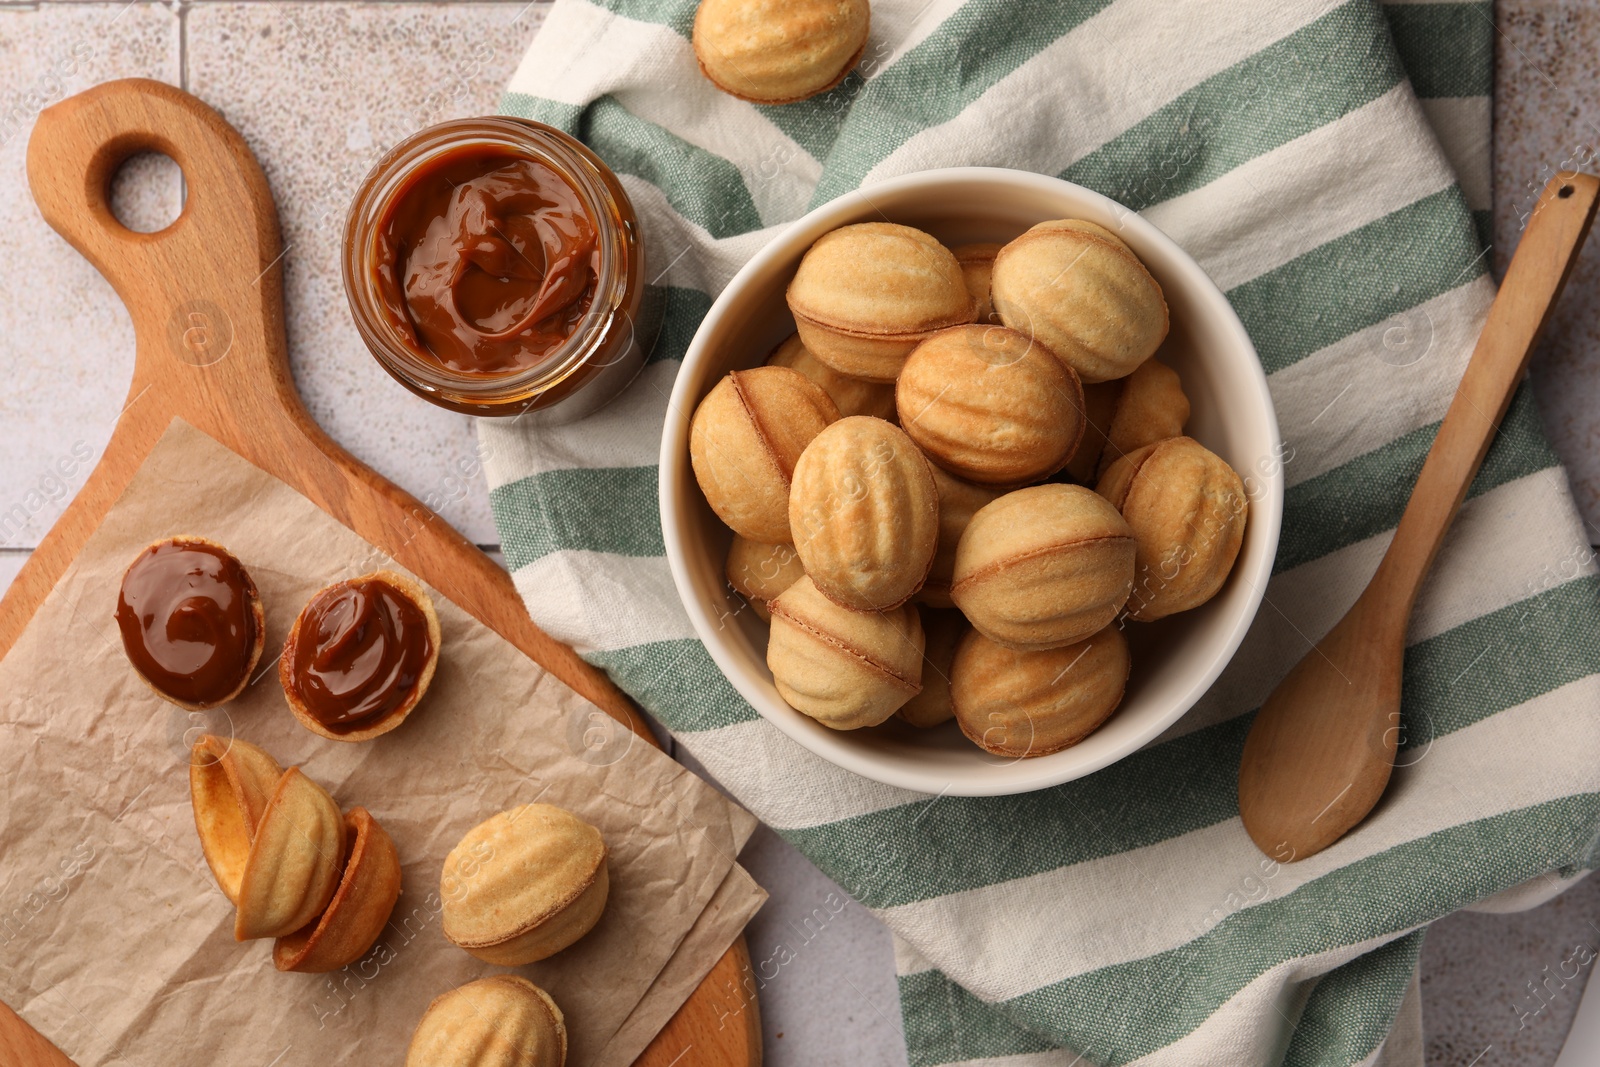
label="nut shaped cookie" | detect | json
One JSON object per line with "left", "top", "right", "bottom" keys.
{"left": 442, "top": 804, "right": 609, "bottom": 966}
{"left": 952, "top": 484, "right": 1135, "bottom": 650}
{"left": 787, "top": 223, "right": 975, "bottom": 382}
{"left": 190, "top": 735, "right": 283, "bottom": 905}
{"left": 992, "top": 219, "right": 1169, "bottom": 383}
{"left": 918, "top": 464, "right": 1001, "bottom": 608}
{"left": 1098, "top": 358, "right": 1190, "bottom": 477}
{"left": 726, "top": 536, "right": 806, "bottom": 622}
{"left": 691, "top": 366, "right": 840, "bottom": 543}
{"left": 896, "top": 325, "right": 1085, "bottom": 486}
{"left": 951, "top": 624, "right": 1130, "bottom": 757}
{"left": 898, "top": 607, "right": 965, "bottom": 728}
{"left": 693, "top": 0, "right": 869, "bottom": 105}
{"left": 1063, "top": 379, "right": 1122, "bottom": 484}
{"left": 952, "top": 242, "right": 1002, "bottom": 322}
{"left": 767, "top": 332, "right": 897, "bottom": 421}
{"left": 274, "top": 807, "right": 403, "bottom": 973}
{"left": 1097, "top": 437, "right": 1247, "bottom": 621}
{"left": 789, "top": 417, "right": 939, "bottom": 610}
{"left": 767, "top": 576, "right": 924, "bottom": 729}
{"left": 235, "top": 767, "right": 347, "bottom": 941}
{"left": 406, "top": 975, "right": 567, "bottom": 1067}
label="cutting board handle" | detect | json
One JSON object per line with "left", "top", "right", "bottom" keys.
{"left": 26, "top": 77, "right": 300, "bottom": 414}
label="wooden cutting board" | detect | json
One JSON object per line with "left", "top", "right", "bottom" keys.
{"left": 0, "top": 77, "right": 760, "bottom": 1067}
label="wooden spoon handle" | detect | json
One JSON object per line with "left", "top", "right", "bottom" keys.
{"left": 1371, "top": 174, "right": 1599, "bottom": 611}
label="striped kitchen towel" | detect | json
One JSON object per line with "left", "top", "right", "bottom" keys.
{"left": 480, "top": 1, "right": 1600, "bottom": 1064}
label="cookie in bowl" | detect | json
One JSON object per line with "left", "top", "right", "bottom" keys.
{"left": 726, "top": 535, "right": 806, "bottom": 621}
{"left": 767, "top": 575, "right": 924, "bottom": 729}
{"left": 896, "top": 324, "right": 1085, "bottom": 486}
{"left": 951, "top": 624, "right": 1130, "bottom": 757}
{"left": 1097, "top": 436, "right": 1248, "bottom": 621}
{"left": 787, "top": 222, "right": 975, "bottom": 382}
{"left": 766, "top": 332, "right": 897, "bottom": 421}
{"left": 115, "top": 536, "right": 265, "bottom": 709}
{"left": 280, "top": 570, "right": 440, "bottom": 742}
{"left": 690, "top": 365, "right": 840, "bottom": 544}
{"left": 788, "top": 416, "right": 939, "bottom": 611}
{"left": 951, "top": 484, "right": 1135, "bottom": 651}
{"left": 991, "top": 219, "right": 1169, "bottom": 383}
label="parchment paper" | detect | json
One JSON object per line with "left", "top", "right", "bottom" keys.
{"left": 0, "top": 419, "right": 765, "bottom": 1067}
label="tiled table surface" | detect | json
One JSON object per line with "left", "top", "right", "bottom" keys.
{"left": 1, "top": 2, "right": 1598, "bottom": 1064}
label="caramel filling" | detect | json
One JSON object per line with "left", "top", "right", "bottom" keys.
{"left": 287, "top": 578, "right": 432, "bottom": 733}
{"left": 116, "top": 540, "right": 256, "bottom": 706}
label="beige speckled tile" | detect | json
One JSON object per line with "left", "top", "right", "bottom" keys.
{"left": 185, "top": 1, "right": 548, "bottom": 545}
{"left": 1423, "top": 874, "right": 1600, "bottom": 1065}
{"left": 1496, "top": 0, "right": 1600, "bottom": 544}
{"left": 0, "top": 2, "right": 180, "bottom": 548}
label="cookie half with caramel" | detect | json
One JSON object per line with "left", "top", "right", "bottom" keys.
{"left": 280, "top": 570, "right": 440, "bottom": 742}
{"left": 116, "top": 536, "right": 265, "bottom": 710}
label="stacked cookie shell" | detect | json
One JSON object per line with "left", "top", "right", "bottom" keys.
{"left": 689, "top": 218, "right": 1251, "bottom": 760}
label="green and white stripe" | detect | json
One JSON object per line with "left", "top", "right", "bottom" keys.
{"left": 486, "top": 1, "right": 1600, "bottom": 1064}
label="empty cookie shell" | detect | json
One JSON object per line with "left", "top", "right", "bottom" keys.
{"left": 189, "top": 735, "right": 283, "bottom": 906}
{"left": 273, "top": 806, "right": 402, "bottom": 973}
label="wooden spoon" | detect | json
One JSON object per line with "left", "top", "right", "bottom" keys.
{"left": 1237, "top": 173, "right": 1600, "bottom": 862}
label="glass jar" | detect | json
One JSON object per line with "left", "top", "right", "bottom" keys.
{"left": 343, "top": 117, "right": 646, "bottom": 420}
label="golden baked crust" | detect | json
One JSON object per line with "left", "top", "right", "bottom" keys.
{"left": 1096, "top": 437, "right": 1247, "bottom": 621}
{"left": 441, "top": 804, "right": 609, "bottom": 966}
{"left": 1063, "top": 379, "right": 1122, "bottom": 484}
{"left": 190, "top": 735, "right": 283, "bottom": 905}
{"left": 279, "top": 569, "right": 441, "bottom": 743}
{"left": 274, "top": 806, "right": 402, "bottom": 973}
{"left": 896, "top": 325, "right": 1086, "bottom": 486}
{"left": 693, "top": 0, "right": 870, "bottom": 105}
{"left": 951, "top": 624, "right": 1129, "bottom": 757}
{"left": 1098, "top": 358, "right": 1189, "bottom": 477}
{"left": 235, "top": 767, "right": 347, "bottom": 941}
{"left": 917, "top": 463, "right": 1000, "bottom": 608}
{"left": 951, "top": 484, "right": 1135, "bottom": 651}
{"left": 725, "top": 535, "right": 806, "bottom": 621}
{"left": 952, "top": 242, "right": 1003, "bottom": 323}
{"left": 897, "top": 607, "right": 965, "bottom": 728}
{"left": 992, "top": 218, "right": 1169, "bottom": 383}
{"left": 787, "top": 223, "right": 975, "bottom": 381}
{"left": 691, "top": 366, "right": 840, "bottom": 543}
{"left": 788, "top": 416, "right": 939, "bottom": 610}
{"left": 767, "top": 332, "right": 897, "bottom": 421}
{"left": 406, "top": 975, "right": 567, "bottom": 1067}
{"left": 767, "top": 575, "right": 924, "bottom": 729}
{"left": 120, "top": 535, "right": 265, "bottom": 711}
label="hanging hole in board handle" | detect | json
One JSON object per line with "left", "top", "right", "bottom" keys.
{"left": 1560, "top": 184, "right": 1576, "bottom": 199}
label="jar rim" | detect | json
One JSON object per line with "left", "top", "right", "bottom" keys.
{"left": 342, "top": 117, "right": 636, "bottom": 411}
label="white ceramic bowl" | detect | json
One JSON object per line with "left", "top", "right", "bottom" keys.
{"left": 660, "top": 168, "right": 1282, "bottom": 797}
